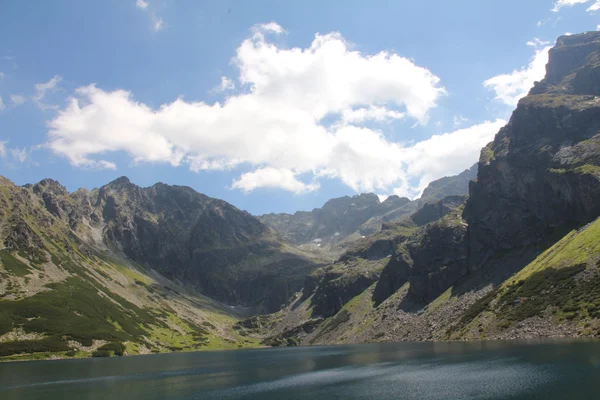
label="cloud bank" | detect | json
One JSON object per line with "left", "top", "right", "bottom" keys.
{"left": 47, "top": 22, "right": 504, "bottom": 197}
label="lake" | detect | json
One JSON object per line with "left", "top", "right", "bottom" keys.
{"left": 1, "top": 339, "right": 599, "bottom": 399}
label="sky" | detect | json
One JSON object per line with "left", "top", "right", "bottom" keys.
{"left": 0, "top": 0, "right": 599, "bottom": 215}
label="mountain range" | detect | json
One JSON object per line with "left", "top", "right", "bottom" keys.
{"left": 2, "top": 31, "right": 600, "bottom": 360}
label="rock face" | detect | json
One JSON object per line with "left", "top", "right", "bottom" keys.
{"left": 4, "top": 176, "right": 320, "bottom": 313}
{"left": 372, "top": 199, "right": 467, "bottom": 304}
{"left": 258, "top": 194, "right": 413, "bottom": 250}
{"left": 418, "top": 164, "right": 477, "bottom": 208}
{"left": 0, "top": 177, "right": 258, "bottom": 359}
{"left": 467, "top": 32, "right": 600, "bottom": 269}
{"left": 375, "top": 31, "right": 600, "bottom": 305}
{"left": 93, "top": 178, "right": 320, "bottom": 313}
{"left": 258, "top": 167, "right": 477, "bottom": 254}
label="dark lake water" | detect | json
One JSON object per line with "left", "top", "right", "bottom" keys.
{"left": 1, "top": 340, "right": 600, "bottom": 399}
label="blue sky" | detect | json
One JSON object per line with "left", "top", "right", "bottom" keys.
{"left": 0, "top": 0, "right": 598, "bottom": 215}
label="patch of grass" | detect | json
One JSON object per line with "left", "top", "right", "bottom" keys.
{"left": 574, "top": 164, "right": 600, "bottom": 175}
{"left": 0, "top": 250, "right": 32, "bottom": 277}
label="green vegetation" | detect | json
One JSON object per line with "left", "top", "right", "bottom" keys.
{"left": 0, "top": 337, "right": 70, "bottom": 357}
{"left": 0, "top": 277, "right": 167, "bottom": 344}
{"left": 97, "top": 342, "right": 125, "bottom": 356}
{"left": 453, "top": 219, "right": 600, "bottom": 335}
{"left": 320, "top": 309, "right": 350, "bottom": 334}
{"left": 0, "top": 250, "right": 32, "bottom": 277}
{"left": 496, "top": 264, "right": 599, "bottom": 325}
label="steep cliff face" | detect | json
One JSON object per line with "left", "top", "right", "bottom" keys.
{"left": 467, "top": 32, "right": 600, "bottom": 269}
{"left": 377, "top": 32, "right": 600, "bottom": 304}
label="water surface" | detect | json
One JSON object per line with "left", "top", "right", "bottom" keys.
{"left": 1, "top": 340, "right": 599, "bottom": 399}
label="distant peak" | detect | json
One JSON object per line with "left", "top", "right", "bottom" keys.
{"left": 33, "top": 178, "right": 67, "bottom": 195}
{"left": 108, "top": 176, "right": 132, "bottom": 186}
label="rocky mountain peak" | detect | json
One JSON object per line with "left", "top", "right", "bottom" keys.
{"left": 531, "top": 31, "right": 600, "bottom": 96}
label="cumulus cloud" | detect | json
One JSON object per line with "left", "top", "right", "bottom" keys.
{"left": 0, "top": 96, "right": 4, "bottom": 111}
{"left": 0, "top": 141, "right": 5, "bottom": 157}
{"left": 33, "top": 75, "right": 62, "bottom": 110}
{"left": 589, "top": 1, "right": 600, "bottom": 11}
{"left": 483, "top": 40, "right": 551, "bottom": 106}
{"left": 340, "top": 106, "right": 404, "bottom": 124}
{"left": 552, "top": 0, "right": 590, "bottom": 12}
{"left": 232, "top": 167, "right": 319, "bottom": 193}
{"left": 253, "top": 22, "right": 285, "bottom": 35}
{"left": 46, "top": 23, "right": 499, "bottom": 196}
{"left": 551, "top": 0, "right": 600, "bottom": 11}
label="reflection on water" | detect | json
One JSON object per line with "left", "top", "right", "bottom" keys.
{"left": 0, "top": 339, "right": 599, "bottom": 400}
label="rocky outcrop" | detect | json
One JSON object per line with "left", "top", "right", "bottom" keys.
{"left": 418, "top": 164, "right": 477, "bottom": 208}
{"left": 259, "top": 167, "right": 476, "bottom": 254}
{"left": 92, "top": 178, "right": 321, "bottom": 313}
{"left": 467, "top": 32, "right": 600, "bottom": 270}
{"left": 372, "top": 207, "right": 468, "bottom": 304}
{"left": 258, "top": 193, "right": 414, "bottom": 251}
{"left": 375, "top": 32, "right": 600, "bottom": 307}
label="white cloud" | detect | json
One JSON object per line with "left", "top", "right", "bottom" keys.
{"left": 340, "top": 106, "right": 404, "bottom": 124}
{"left": 453, "top": 114, "right": 469, "bottom": 128}
{"left": 33, "top": 75, "right": 62, "bottom": 110}
{"left": 588, "top": 1, "right": 600, "bottom": 11}
{"left": 551, "top": 0, "right": 600, "bottom": 11}
{"left": 232, "top": 167, "right": 319, "bottom": 193}
{"left": 483, "top": 41, "right": 551, "bottom": 106}
{"left": 213, "top": 76, "right": 235, "bottom": 93}
{"left": 136, "top": 0, "right": 164, "bottom": 32}
{"left": 552, "top": 0, "right": 590, "bottom": 12}
{"left": 152, "top": 15, "right": 164, "bottom": 31}
{"left": 0, "top": 96, "right": 4, "bottom": 111}
{"left": 526, "top": 38, "right": 550, "bottom": 47}
{"left": 253, "top": 22, "right": 285, "bottom": 35}
{"left": 391, "top": 119, "right": 506, "bottom": 198}
{"left": 9, "top": 148, "right": 28, "bottom": 163}
{"left": 136, "top": 0, "right": 149, "bottom": 9}
{"left": 47, "top": 24, "right": 493, "bottom": 196}
{"left": 0, "top": 142, "right": 36, "bottom": 165}
{"left": 10, "top": 94, "right": 26, "bottom": 105}
{"left": 0, "top": 71, "right": 4, "bottom": 81}
{"left": 376, "top": 194, "right": 390, "bottom": 202}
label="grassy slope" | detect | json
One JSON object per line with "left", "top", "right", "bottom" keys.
{"left": 448, "top": 218, "right": 600, "bottom": 340}
{"left": 260, "top": 217, "right": 600, "bottom": 346}
{"left": 0, "top": 183, "right": 259, "bottom": 362}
